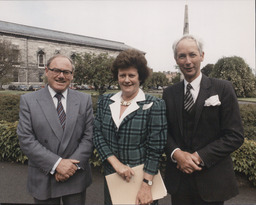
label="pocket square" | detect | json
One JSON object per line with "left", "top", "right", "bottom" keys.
{"left": 142, "top": 102, "right": 153, "bottom": 110}
{"left": 204, "top": 95, "right": 221, "bottom": 106}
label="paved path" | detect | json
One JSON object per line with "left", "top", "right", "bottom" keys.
{"left": 0, "top": 162, "right": 255, "bottom": 204}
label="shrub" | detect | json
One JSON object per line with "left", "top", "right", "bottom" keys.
{"left": 239, "top": 104, "right": 256, "bottom": 141}
{"left": 232, "top": 138, "right": 256, "bottom": 186}
{"left": 0, "top": 93, "right": 20, "bottom": 122}
{"left": 0, "top": 121, "right": 27, "bottom": 163}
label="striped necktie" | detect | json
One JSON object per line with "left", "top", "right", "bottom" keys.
{"left": 55, "top": 93, "right": 66, "bottom": 129}
{"left": 184, "top": 83, "right": 194, "bottom": 112}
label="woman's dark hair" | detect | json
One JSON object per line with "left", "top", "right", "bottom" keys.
{"left": 111, "top": 49, "right": 151, "bottom": 85}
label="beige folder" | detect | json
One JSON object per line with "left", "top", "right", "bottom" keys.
{"left": 105, "top": 164, "right": 167, "bottom": 205}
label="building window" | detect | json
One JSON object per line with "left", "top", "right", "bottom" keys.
{"left": 55, "top": 48, "right": 60, "bottom": 55}
{"left": 70, "top": 53, "right": 76, "bottom": 63}
{"left": 12, "top": 49, "right": 19, "bottom": 64}
{"left": 13, "top": 70, "right": 19, "bottom": 82}
{"left": 38, "top": 50, "right": 45, "bottom": 68}
{"left": 39, "top": 71, "right": 44, "bottom": 82}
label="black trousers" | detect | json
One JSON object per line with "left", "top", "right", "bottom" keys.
{"left": 34, "top": 190, "right": 86, "bottom": 205}
{"left": 171, "top": 173, "right": 224, "bottom": 205}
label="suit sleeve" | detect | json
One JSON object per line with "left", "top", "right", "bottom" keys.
{"left": 197, "top": 81, "right": 244, "bottom": 168}
{"left": 93, "top": 96, "right": 114, "bottom": 162}
{"left": 143, "top": 99, "right": 167, "bottom": 175}
{"left": 17, "top": 94, "right": 60, "bottom": 175}
{"left": 162, "top": 88, "right": 179, "bottom": 158}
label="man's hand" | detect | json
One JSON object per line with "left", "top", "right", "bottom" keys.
{"left": 56, "top": 159, "right": 79, "bottom": 179}
{"left": 55, "top": 172, "right": 68, "bottom": 182}
{"left": 173, "top": 149, "right": 202, "bottom": 174}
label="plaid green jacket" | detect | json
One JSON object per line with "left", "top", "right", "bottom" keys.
{"left": 93, "top": 92, "right": 167, "bottom": 175}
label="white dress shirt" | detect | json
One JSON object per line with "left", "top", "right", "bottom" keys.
{"left": 48, "top": 86, "right": 68, "bottom": 112}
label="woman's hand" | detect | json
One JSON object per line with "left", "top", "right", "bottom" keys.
{"left": 116, "top": 163, "right": 135, "bottom": 182}
{"left": 136, "top": 181, "right": 153, "bottom": 205}
{"left": 107, "top": 155, "right": 135, "bottom": 182}
{"left": 136, "top": 172, "right": 154, "bottom": 205}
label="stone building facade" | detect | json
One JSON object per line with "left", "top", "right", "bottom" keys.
{"left": 0, "top": 20, "right": 134, "bottom": 86}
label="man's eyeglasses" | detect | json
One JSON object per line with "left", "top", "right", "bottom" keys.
{"left": 48, "top": 68, "right": 73, "bottom": 77}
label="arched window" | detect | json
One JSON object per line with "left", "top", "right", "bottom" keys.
{"left": 38, "top": 50, "right": 45, "bottom": 68}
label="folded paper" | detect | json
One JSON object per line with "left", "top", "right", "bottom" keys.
{"left": 105, "top": 164, "right": 167, "bottom": 204}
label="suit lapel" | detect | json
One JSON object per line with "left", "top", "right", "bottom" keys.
{"left": 193, "top": 75, "right": 211, "bottom": 135}
{"left": 174, "top": 82, "right": 184, "bottom": 137}
{"left": 58, "top": 89, "right": 80, "bottom": 154}
{"left": 37, "top": 87, "right": 63, "bottom": 141}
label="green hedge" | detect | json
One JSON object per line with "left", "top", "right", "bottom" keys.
{"left": 0, "top": 94, "right": 20, "bottom": 122}
{"left": 231, "top": 138, "right": 256, "bottom": 186}
{"left": 239, "top": 104, "right": 256, "bottom": 141}
{"left": 0, "top": 121, "right": 27, "bottom": 163}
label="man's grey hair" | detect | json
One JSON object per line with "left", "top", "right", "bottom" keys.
{"left": 172, "top": 34, "right": 204, "bottom": 59}
{"left": 46, "top": 54, "right": 75, "bottom": 70}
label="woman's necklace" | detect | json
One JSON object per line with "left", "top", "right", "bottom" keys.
{"left": 120, "top": 98, "right": 132, "bottom": 106}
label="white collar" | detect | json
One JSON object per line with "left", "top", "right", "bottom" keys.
{"left": 110, "top": 88, "right": 145, "bottom": 103}
{"left": 48, "top": 85, "right": 68, "bottom": 99}
{"left": 184, "top": 72, "right": 202, "bottom": 91}
{"left": 109, "top": 88, "right": 145, "bottom": 128}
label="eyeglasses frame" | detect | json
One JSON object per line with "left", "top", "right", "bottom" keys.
{"left": 48, "top": 67, "right": 73, "bottom": 77}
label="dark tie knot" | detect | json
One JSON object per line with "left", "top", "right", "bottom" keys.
{"left": 55, "top": 93, "right": 63, "bottom": 101}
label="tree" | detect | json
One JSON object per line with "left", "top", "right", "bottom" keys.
{"left": 144, "top": 72, "right": 169, "bottom": 89}
{"left": 171, "top": 72, "right": 181, "bottom": 84}
{"left": 74, "top": 52, "right": 115, "bottom": 95}
{"left": 0, "top": 40, "right": 20, "bottom": 89}
{"left": 210, "top": 56, "right": 256, "bottom": 97}
{"left": 201, "top": 64, "right": 214, "bottom": 76}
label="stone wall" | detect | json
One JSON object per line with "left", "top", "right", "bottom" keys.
{"left": 0, "top": 34, "right": 119, "bottom": 85}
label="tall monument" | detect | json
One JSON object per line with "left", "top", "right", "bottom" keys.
{"left": 183, "top": 4, "right": 189, "bottom": 35}
{"left": 179, "top": 4, "right": 189, "bottom": 81}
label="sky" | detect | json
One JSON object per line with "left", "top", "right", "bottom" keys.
{"left": 0, "top": 0, "right": 255, "bottom": 73}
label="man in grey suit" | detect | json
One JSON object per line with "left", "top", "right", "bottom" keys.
{"left": 17, "top": 54, "right": 94, "bottom": 205}
{"left": 163, "top": 35, "right": 244, "bottom": 205}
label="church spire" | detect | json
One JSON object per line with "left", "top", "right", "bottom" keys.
{"left": 183, "top": 4, "right": 189, "bottom": 35}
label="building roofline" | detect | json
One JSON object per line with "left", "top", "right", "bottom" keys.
{"left": 0, "top": 20, "right": 134, "bottom": 51}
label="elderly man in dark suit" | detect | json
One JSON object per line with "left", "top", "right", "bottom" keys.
{"left": 17, "top": 54, "right": 94, "bottom": 205}
{"left": 163, "top": 35, "right": 244, "bottom": 205}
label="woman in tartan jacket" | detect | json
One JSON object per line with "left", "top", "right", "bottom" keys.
{"left": 93, "top": 49, "right": 167, "bottom": 205}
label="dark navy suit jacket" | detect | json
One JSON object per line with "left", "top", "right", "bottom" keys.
{"left": 163, "top": 74, "right": 244, "bottom": 202}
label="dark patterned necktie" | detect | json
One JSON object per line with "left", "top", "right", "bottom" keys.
{"left": 184, "top": 83, "right": 194, "bottom": 112}
{"left": 55, "top": 93, "right": 66, "bottom": 129}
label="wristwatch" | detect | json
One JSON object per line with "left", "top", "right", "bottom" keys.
{"left": 143, "top": 178, "right": 153, "bottom": 186}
